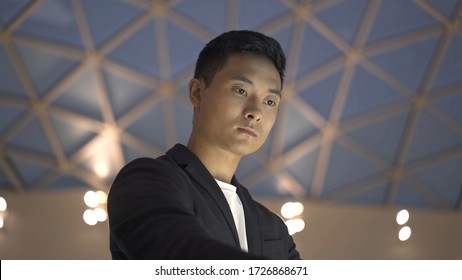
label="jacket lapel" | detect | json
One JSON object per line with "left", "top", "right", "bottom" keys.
{"left": 166, "top": 144, "right": 240, "bottom": 248}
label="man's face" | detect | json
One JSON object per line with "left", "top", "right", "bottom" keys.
{"left": 190, "top": 54, "right": 281, "bottom": 157}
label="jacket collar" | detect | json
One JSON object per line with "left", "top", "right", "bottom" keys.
{"left": 166, "top": 144, "right": 240, "bottom": 247}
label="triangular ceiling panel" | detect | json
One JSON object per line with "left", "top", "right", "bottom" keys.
{"left": 366, "top": 0, "right": 439, "bottom": 43}
{"left": 124, "top": 101, "right": 166, "bottom": 151}
{"left": 339, "top": 181, "right": 388, "bottom": 205}
{"left": 408, "top": 156, "right": 462, "bottom": 207}
{"left": 107, "top": 20, "right": 160, "bottom": 77}
{"left": 266, "top": 23, "right": 294, "bottom": 55}
{"left": 322, "top": 140, "right": 381, "bottom": 196}
{"left": 0, "top": 0, "right": 31, "bottom": 26}
{"left": 315, "top": 0, "right": 369, "bottom": 44}
{"left": 297, "top": 25, "right": 343, "bottom": 78}
{"left": 6, "top": 116, "right": 55, "bottom": 157}
{"left": 0, "top": 103, "right": 26, "bottom": 135}
{"left": 121, "top": 142, "right": 143, "bottom": 164}
{"left": 8, "top": 154, "right": 53, "bottom": 187}
{"left": 46, "top": 173, "right": 89, "bottom": 190}
{"left": 346, "top": 110, "right": 409, "bottom": 163}
{"left": 0, "top": 168, "right": 14, "bottom": 192}
{"left": 49, "top": 111, "right": 98, "bottom": 157}
{"left": 248, "top": 174, "right": 294, "bottom": 198}
{"left": 173, "top": 101, "right": 193, "bottom": 145}
{"left": 368, "top": 34, "right": 440, "bottom": 90}
{"left": 103, "top": 68, "right": 152, "bottom": 120}
{"left": 286, "top": 146, "right": 319, "bottom": 192}
{"left": 52, "top": 68, "right": 103, "bottom": 121}
{"left": 281, "top": 102, "right": 319, "bottom": 153}
{"left": 393, "top": 182, "right": 439, "bottom": 209}
{"left": 166, "top": 20, "right": 205, "bottom": 77}
{"left": 433, "top": 92, "right": 462, "bottom": 124}
{"left": 15, "top": 0, "right": 84, "bottom": 49}
{"left": 81, "top": 0, "right": 144, "bottom": 48}
{"left": 426, "top": 0, "right": 460, "bottom": 18}
{"left": 406, "top": 109, "right": 462, "bottom": 163}
{"left": 172, "top": 0, "right": 227, "bottom": 34}
{"left": 341, "top": 65, "right": 406, "bottom": 120}
{"left": 431, "top": 34, "right": 462, "bottom": 90}
{"left": 238, "top": 0, "right": 290, "bottom": 29}
{"left": 236, "top": 154, "right": 264, "bottom": 179}
{"left": 15, "top": 40, "right": 79, "bottom": 97}
{"left": 0, "top": 44, "right": 27, "bottom": 98}
{"left": 298, "top": 69, "right": 342, "bottom": 119}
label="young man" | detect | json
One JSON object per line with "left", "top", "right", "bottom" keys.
{"left": 107, "top": 30, "right": 300, "bottom": 259}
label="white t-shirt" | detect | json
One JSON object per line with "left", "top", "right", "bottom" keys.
{"left": 215, "top": 179, "right": 248, "bottom": 252}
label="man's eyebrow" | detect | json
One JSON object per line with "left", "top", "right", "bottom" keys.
{"left": 231, "top": 75, "right": 281, "bottom": 98}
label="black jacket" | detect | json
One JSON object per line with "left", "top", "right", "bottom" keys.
{"left": 108, "top": 144, "right": 300, "bottom": 259}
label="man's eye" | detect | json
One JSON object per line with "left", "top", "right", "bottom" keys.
{"left": 236, "top": 88, "right": 247, "bottom": 95}
{"left": 266, "top": 99, "right": 277, "bottom": 106}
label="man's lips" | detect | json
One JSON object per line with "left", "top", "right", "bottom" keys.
{"left": 238, "top": 127, "right": 258, "bottom": 137}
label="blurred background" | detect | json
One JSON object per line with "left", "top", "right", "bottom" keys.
{"left": 0, "top": 0, "right": 461, "bottom": 259}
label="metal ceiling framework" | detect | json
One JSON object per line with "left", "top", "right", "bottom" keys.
{"left": 0, "top": 0, "right": 461, "bottom": 211}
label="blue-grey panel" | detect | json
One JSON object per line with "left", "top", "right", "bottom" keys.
{"left": 248, "top": 174, "right": 295, "bottom": 198}
{"left": 406, "top": 109, "right": 462, "bottom": 163}
{"left": 107, "top": 20, "right": 160, "bottom": 77}
{"left": 103, "top": 68, "right": 152, "bottom": 120}
{"left": 166, "top": 20, "right": 205, "bottom": 77}
{"left": 0, "top": 45, "right": 27, "bottom": 97}
{"left": 8, "top": 154, "right": 52, "bottom": 186}
{"left": 49, "top": 111, "right": 98, "bottom": 157}
{"left": 434, "top": 92, "right": 462, "bottom": 124}
{"left": 281, "top": 102, "right": 319, "bottom": 153}
{"left": 124, "top": 101, "right": 166, "bottom": 150}
{"left": 15, "top": 40, "right": 79, "bottom": 97}
{"left": 339, "top": 181, "right": 388, "bottom": 205}
{"left": 0, "top": 103, "right": 25, "bottom": 135}
{"left": 315, "top": 0, "right": 369, "bottom": 44}
{"left": 81, "top": 0, "right": 144, "bottom": 48}
{"left": 236, "top": 154, "right": 264, "bottom": 179}
{"left": 172, "top": 0, "right": 227, "bottom": 34}
{"left": 238, "top": 0, "right": 290, "bottom": 29}
{"left": 173, "top": 101, "right": 193, "bottom": 146}
{"left": 298, "top": 69, "right": 342, "bottom": 119}
{"left": 267, "top": 23, "right": 294, "bottom": 55}
{"left": 121, "top": 142, "right": 149, "bottom": 164}
{"left": 426, "top": 0, "right": 460, "bottom": 18}
{"left": 322, "top": 140, "right": 381, "bottom": 196}
{"left": 286, "top": 146, "right": 319, "bottom": 192}
{"left": 15, "top": 0, "right": 83, "bottom": 49}
{"left": 367, "top": 0, "right": 439, "bottom": 43}
{"left": 431, "top": 34, "right": 462, "bottom": 90}
{"left": 0, "top": 0, "right": 31, "bottom": 26}
{"left": 52, "top": 69, "right": 103, "bottom": 121}
{"left": 368, "top": 35, "right": 440, "bottom": 90}
{"left": 345, "top": 110, "right": 409, "bottom": 162}
{"left": 394, "top": 182, "right": 439, "bottom": 209}
{"left": 409, "top": 156, "right": 462, "bottom": 206}
{"left": 0, "top": 168, "right": 12, "bottom": 190}
{"left": 341, "top": 65, "right": 406, "bottom": 120}
{"left": 46, "top": 173, "right": 89, "bottom": 190}
{"left": 6, "top": 116, "right": 54, "bottom": 156}
{"left": 297, "top": 25, "right": 343, "bottom": 78}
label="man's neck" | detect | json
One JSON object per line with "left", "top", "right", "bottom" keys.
{"left": 186, "top": 139, "right": 240, "bottom": 184}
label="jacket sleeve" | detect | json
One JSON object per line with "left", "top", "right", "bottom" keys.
{"left": 107, "top": 158, "right": 262, "bottom": 259}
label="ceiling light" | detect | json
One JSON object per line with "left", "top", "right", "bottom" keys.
{"left": 0, "top": 197, "right": 6, "bottom": 211}
{"left": 84, "top": 191, "right": 99, "bottom": 208}
{"left": 396, "top": 209, "right": 409, "bottom": 225}
{"left": 399, "top": 226, "right": 412, "bottom": 241}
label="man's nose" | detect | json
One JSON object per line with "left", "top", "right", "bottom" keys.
{"left": 243, "top": 98, "right": 262, "bottom": 121}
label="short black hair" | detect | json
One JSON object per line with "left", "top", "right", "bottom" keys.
{"left": 193, "top": 30, "right": 286, "bottom": 89}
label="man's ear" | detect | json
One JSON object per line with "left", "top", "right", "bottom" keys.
{"left": 188, "top": 78, "right": 203, "bottom": 107}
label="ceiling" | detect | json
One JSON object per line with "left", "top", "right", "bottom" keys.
{"left": 0, "top": 0, "right": 461, "bottom": 212}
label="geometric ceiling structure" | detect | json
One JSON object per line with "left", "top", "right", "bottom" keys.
{"left": 0, "top": 0, "right": 461, "bottom": 212}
